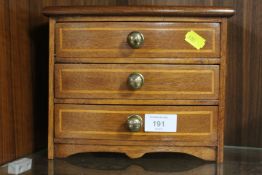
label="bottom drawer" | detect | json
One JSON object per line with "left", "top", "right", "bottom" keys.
{"left": 55, "top": 104, "right": 217, "bottom": 144}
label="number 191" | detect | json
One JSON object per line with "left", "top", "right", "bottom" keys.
{"left": 153, "top": 121, "right": 164, "bottom": 127}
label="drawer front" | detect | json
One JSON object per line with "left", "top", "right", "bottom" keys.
{"left": 55, "top": 104, "right": 217, "bottom": 144}
{"left": 55, "top": 64, "right": 219, "bottom": 100}
{"left": 55, "top": 22, "right": 220, "bottom": 58}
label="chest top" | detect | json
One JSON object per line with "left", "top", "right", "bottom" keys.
{"left": 43, "top": 6, "right": 234, "bottom": 17}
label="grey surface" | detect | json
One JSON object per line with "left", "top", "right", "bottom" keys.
{"left": 0, "top": 147, "right": 261, "bottom": 175}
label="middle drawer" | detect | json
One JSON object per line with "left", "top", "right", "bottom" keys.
{"left": 55, "top": 64, "right": 219, "bottom": 100}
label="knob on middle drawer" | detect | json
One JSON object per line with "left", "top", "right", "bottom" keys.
{"left": 127, "top": 73, "right": 144, "bottom": 90}
{"left": 127, "top": 31, "right": 144, "bottom": 49}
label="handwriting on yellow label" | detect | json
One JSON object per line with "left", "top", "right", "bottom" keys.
{"left": 185, "top": 31, "right": 206, "bottom": 50}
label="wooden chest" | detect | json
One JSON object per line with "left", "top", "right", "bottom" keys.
{"left": 43, "top": 6, "right": 234, "bottom": 163}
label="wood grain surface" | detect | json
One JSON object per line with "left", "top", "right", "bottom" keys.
{"left": 55, "top": 104, "right": 217, "bottom": 143}
{"left": 43, "top": 0, "right": 262, "bottom": 149}
{"left": 216, "top": 0, "right": 262, "bottom": 148}
{"left": 55, "top": 64, "right": 219, "bottom": 100}
{"left": 0, "top": 0, "right": 33, "bottom": 164}
{"left": 55, "top": 144, "right": 216, "bottom": 161}
{"left": 43, "top": 6, "right": 234, "bottom": 17}
{"left": 0, "top": 0, "right": 16, "bottom": 164}
{"left": 48, "top": 18, "right": 55, "bottom": 159}
{"left": 54, "top": 99, "right": 219, "bottom": 105}
{"left": 9, "top": 0, "right": 34, "bottom": 158}
{"left": 56, "top": 22, "right": 220, "bottom": 58}
{"left": 0, "top": 0, "right": 261, "bottom": 165}
{"left": 49, "top": 8, "right": 224, "bottom": 160}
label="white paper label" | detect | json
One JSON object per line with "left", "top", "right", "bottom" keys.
{"left": 144, "top": 114, "right": 177, "bottom": 132}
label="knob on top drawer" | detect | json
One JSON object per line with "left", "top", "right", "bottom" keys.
{"left": 55, "top": 22, "right": 220, "bottom": 59}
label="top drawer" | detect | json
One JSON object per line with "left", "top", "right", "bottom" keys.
{"left": 55, "top": 22, "right": 220, "bottom": 59}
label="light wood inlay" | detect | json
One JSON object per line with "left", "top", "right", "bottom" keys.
{"left": 56, "top": 22, "right": 220, "bottom": 58}
{"left": 55, "top": 104, "right": 217, "bottom": 142}
{"left": 58, "top": 109, "right": 213, "bottom": 135}
{"left": 59, "top": 27, "right": 215, "bottom": 52}
{"left": 55, "top": 64, "right": 219, "bottom": 99}
{"left": 59, "top": 69, "right": 215, "bottom": 94}
{"left": 44, "top": 6, "right": 234, "bottom": 163}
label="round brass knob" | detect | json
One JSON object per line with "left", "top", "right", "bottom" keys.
{"left": 127, "top": 31, "right": 144, "bottom": 49}
{"left": 127, "top": 115, "right": 143, "bottom": 132}
{"left": 127, "top": 73, "right": 144, "bottom": 90}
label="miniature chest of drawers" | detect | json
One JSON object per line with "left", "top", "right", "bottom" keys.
{"left": 43, "top": 6, "right": 234, "bottom": 163}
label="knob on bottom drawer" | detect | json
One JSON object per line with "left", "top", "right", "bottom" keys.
{"left": 127, "top": 115, "right": 143, "bottom": 132}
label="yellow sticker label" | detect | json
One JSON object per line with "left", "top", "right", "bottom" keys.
{"left": 185, "top": 31, "right": 206, "bottom": 50}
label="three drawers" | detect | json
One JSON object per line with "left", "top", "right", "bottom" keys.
{"left": 54, "top": 21, "right": 220, "bottom": 144}
{"left": 44, "top": 6, "right": 234, "bottom": 162}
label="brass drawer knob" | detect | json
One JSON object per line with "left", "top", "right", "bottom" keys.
{"left": 127, "top": 115, "right": 143, "bottom": 132}
{"left": 127, "top": 73, "right": 144, "bottom": 90}
{"left": 127, "top": 31, "right": 144, "bottom": 49}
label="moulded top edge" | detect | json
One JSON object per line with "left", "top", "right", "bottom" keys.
{"left": 43, "top": 6, "right": 235, "bottom": 18}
